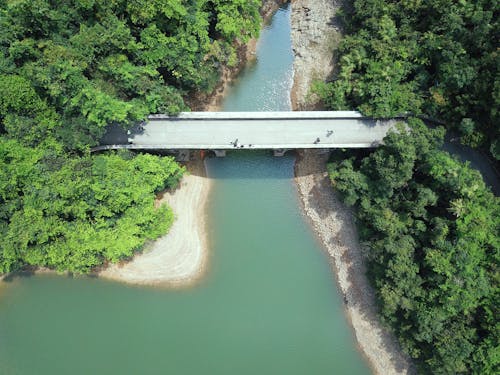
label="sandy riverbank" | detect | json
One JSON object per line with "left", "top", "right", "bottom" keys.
{"left": 0, "top": 155, "right": 211, "bottom": 288}
{"left": 290, "top": 1, "right": 413, "bottom": 374}
{"left": 98, "top": 156, "right": 211, "bottom": 287}
{"left": 0, "top": 156, "right": 212, "bottom": 289}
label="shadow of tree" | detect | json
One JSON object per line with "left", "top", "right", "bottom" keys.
{"left": 1, "top": 268, "right": 75, "bottom": 283}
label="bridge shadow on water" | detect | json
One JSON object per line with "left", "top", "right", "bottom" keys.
{"left": 203, "top": 150, "right": 298, "bottom": 180}
{"left": 188, "top": 149, "right": 343, "bottom": 179}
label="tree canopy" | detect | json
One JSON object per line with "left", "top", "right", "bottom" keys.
{"left": 328, "top": 120, "right": 499, "bottom": 374}
{"left": 314, "top": 0, "right": 499, "bottom": 159}
{"left": 0, "top": 0, "right": 262, "bottom": 149}
{"left": 0, "top": 142, "right": 184, "bottom": 273}
{"left": 0, "top": 0, "right": 262, "bottom": 274}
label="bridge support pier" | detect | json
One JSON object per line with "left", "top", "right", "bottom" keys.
{"left": 273, "top": 149, "right": 290, "bottom": 157}
{"left": 176, "top": 150, "right": 191, "bottom": 162}
{"left": 213, "top": 150, "right": 226, "bottom": 157}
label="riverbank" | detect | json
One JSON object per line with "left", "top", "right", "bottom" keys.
{"left": 99, "top": 155, "right": 211, "bottom": 287}
{"left": 294, "top": 151, "right": 413, "bottom": 375}
{"left": 290, "top": 1, "right": 413, "bottom": 374}
{"left": 0, "top": 155, "right": 212, "bottom": 288}
{"left": 290, "top": 0, "right": 342, "bottom": 110}
{"left": 0, "top": 157, "right": 211, "bottom": 288}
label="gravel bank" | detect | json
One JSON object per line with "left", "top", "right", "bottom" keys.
{"left": 291, "top": 0, "right": 342, "bottom": 110}
{"left": 294, "top": 150, "right": 413, "bottom": 375}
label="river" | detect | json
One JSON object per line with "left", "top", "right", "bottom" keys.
{"left": 0, "top": 5, "right": 371, "bottom": 374}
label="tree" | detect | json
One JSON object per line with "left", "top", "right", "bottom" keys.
{"left": 0, "top": 0, "right": 262, "bottom": 274}
{"left": 315, "top": 0, "right": 499, "bottom": 159}
{"left": 328, "top": 119, "right": 499, "bottom": 373}
{"left": 0, "top": 144, "right": 184, "bottom": 273}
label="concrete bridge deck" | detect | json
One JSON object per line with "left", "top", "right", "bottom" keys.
{"left": 95, "top": 111, "right": 404, "bottom": 153}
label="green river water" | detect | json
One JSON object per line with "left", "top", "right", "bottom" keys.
{"left": 0, "top": 6, "right": 371, "bottom": 374}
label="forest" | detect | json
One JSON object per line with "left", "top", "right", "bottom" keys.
{"left": 329, "top": 121, "right": 498, "bottom": 374}
{"left": 315, "top": 0, "right": 499, "bottom": 159}
{"left": 1, "top": 0, "right": 498, "bottom": 372}
{"left": 0, "top": 0, "right": 261, "bottom": 273}
{"left": 320, "top": 0, "right": 499, "bottom": 373}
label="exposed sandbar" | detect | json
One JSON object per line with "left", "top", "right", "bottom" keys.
{"left": 99, "top": 156, "right": 211, "bottom": 287}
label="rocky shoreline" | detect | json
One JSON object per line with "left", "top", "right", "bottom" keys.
{"left": 291, "top": 0, "right": 342, "bottom": 110}
{"left": 290, "top": 1, "right": 413, "bottom": 374}
{"left": 294, "top": 150, "right": 413, "bottom": 375}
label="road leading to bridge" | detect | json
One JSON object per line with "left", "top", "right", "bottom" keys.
{"left": 95, "top": 111, "right": 404, "bottom": 152}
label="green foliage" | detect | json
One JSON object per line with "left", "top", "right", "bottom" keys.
{"left": 0, "top": 74, "right": 60, "bottom": 145}
{"left": 213, "top": 0, "right": 261, "bottom": 42}
{"left": 328, "top": 119, "right": 499, "bottom": 374}
{"left": 0, "top": 0, "right": 262, "bottom": 148}
{"left": 0, "top": 0, "right": 261, "bottom": 274}
{"left": 0, "top": 141, "right": 184, "bottom": 273}
{"left": 316, "top": 0, "right": 499, "bottom": 158}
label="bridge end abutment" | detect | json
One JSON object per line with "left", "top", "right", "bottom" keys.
{"left": 213, "top": 150, "right": 226, "bottom": 157}
{"left": 175, "top": 150, "right": 191, "bottom": 162}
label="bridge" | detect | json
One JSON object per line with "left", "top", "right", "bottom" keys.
{"left": 94, "top": 111, "right": 404, "bottom": 159}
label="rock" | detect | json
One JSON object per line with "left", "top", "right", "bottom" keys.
{"left": 290, "top": 0, "right": 342, "bottom": 110}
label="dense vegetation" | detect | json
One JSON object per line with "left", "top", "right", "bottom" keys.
{"left": 315, "top": 0, "right": 499, "bottom": 159}
{"left": 317, "top": 1, "right": 499, "bottom": 372}
{"left": 0, "top": 0, "right": 262, "bottom": 273}
{"left": 329, "top": 121, "right": 499, "bottom": 374}
{"left": 1, "top": 143, "right": 183, "bottom": 273}
{"left": 0, "top": 0, "right": 261, "bottom": 150}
